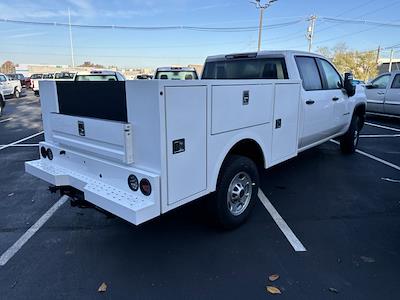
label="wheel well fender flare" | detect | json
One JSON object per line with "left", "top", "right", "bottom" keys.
{"left": 210, "top": 134, "right": 267, "bottom": 192}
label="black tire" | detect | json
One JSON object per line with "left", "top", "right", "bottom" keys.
{"left": 0, "top": 97, "right": 4, "bottom": 117}
{"left": 340, "top": 114, "right": 361, "bottom": 154}
{"left": 14, "top": 88, "right": 20, "bottom": 98}
{"left": 208, "top": 155, "right": 259, "bottom": 229}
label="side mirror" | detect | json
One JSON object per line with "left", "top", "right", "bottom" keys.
{"left": 344, "top": 73, "right": 356, "bottom": 97}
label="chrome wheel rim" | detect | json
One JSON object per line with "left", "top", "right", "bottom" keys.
{"left": 227, "top": 172, "right": 252, "bottom": 216}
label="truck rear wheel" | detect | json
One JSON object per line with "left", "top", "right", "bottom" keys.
{"left": 209, "top": 155, "right": 259, "bottom": 229}
{"left": 340, "top": 114, "right": 361, "bottom": 154}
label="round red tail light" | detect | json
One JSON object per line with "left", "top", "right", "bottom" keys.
{"left": 140, "top": 179, "right": 152, "bottom": 196}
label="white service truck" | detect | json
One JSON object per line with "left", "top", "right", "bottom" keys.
{"left": 25, "top": 51, "right": 366, "bottom": 228}
{"left": 0, "top": 73, "right": 23, "bottom": 98}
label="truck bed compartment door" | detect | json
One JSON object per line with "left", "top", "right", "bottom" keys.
{"left": 165, "top": 86, "right": 207, "bottom": 205}
{"left": 271, "top": 83, "right": 301, "bottom": 165}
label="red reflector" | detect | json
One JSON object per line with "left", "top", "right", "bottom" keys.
{"left": 140, "top": 179, "right": 152, "bottom": 196}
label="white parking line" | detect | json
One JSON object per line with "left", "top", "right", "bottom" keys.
{"left": 381, "top": 178, "right": 400, "bottom": 183}
{"left": 0, "top": 118, "right": 12, "bottom": 123}
{"left": 0, "top": 144, "right": 39, "bottom": 147}
{"left": 360, "top": 134, "right": 400, "bottom": 138}
{"left": 0, "top": 196, "right": 69, "bottom": 267}
{"left": 330, "top": 140, "right": 400, "bottom": 172}
{"left": 365, "top": 122, "right": 400, "bottom": 133}
{"left": 258, "top": 189, "right": 307, "bottom": 252}
{"left": 367, "top": 112, "right": 400, "bottom": 119}
{"left": 0, "top": 131, "right": 43, "bottom": 151}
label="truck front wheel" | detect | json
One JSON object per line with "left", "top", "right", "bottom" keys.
{"left": 209, "top": 155, "right": 259, "bottom": 229}
{"left": 340, "top": 114, "right": 361, "bottom": 154}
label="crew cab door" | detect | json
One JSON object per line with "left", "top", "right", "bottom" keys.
{"left": 316, "top": 58, "right": 349, "bottom": 132}
{"left": 295, "top": 56, "right": 335, "bottom": 148}
{"left": 365, "top": 74, "right": 391, "bottom": 113}
{"left": 384, "top": 73, "right": 400, "bottom": 115}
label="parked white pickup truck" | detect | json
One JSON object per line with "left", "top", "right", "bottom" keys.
{"left": 25, "top": 51, "right": 366, "bottom": 229}
{"left": 0, "top": 73, "right": 22, "bottom": 98}
{"left": 31, "top": 73, "right": 43, "bottom": 96}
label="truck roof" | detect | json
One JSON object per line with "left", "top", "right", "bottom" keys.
{"left": 205, "top": 50, "right": 327, "bottom": 62}
{"left": 155, "top": 67, "right": 197, "bottom": 72}
{"left": 74, "top": 70, "right": 121, "bottom": 76}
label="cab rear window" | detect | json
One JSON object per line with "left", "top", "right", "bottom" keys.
{"left": 75, "top": 75, "right": 118, "bottom": 81}
{"left": 202, "top": 57, "right": 288, "bottom": 80}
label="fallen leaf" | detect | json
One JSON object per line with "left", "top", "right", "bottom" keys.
{"left": 98, "top": 282, "right": 107, "bottom": 293}
{"left": 269, "top": 274, "right": 280, "bottom": 282}
{"left": 360, "top": 256, "right": 375, "bottom": 263}
{"left": 266, "top": 286, "right": 281, "bottom": 294}
{"left": 328, "top": 287, "right": 339, "bottom": 294}
{"left": 8, "top": 193, "right": 14, "bottom": 197}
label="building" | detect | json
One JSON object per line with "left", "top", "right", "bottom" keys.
{"left": 378, "top": 58, "right": 400, "bottom": 74}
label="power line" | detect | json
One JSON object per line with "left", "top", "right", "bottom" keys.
{"left": 0, "top": 17, "right": 304, "bottom": 32}
{"left": 321, "top": 17, "right": 400, "bottom": 28}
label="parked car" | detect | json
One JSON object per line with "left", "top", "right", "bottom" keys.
{"left": 6, "top": 73, "right": 27, "bottom": 88}
{"left": 26, "top": 50, "right": 366, "bottom": 229}
{"left": 74, "top": 70, "right": 125, "bottom": 81}
{"left": 154, "top": 67, "right": 198, "bottom": 80}
{"left": 43, "top": 73, "right": 55, "bottom": 80}
{"left": 55, "top": 72, "right": 75, "bottom": 80}
{"left": 25, "top": 77, "right": 31, "bottom": 89}
{"left": 0, "top": 73, "right": 23, "bottom": 98}
{"left": 0, "top": 88, "right": 5, "bottom": 117}
{"left": 352, "top": 79, "right": 365, "bottom": 85}
{"left": 136, "top": 74, "right": 153, "bottom": 80}
{"left": 365, "top": 70, "right": 400, "bottom": 116}
{"left": 30, "top": 73, "right": 43, "bottom": 96}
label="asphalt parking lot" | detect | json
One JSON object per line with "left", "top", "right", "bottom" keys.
{"left": 0, "top": 91, "right": 399, "bottom": 299}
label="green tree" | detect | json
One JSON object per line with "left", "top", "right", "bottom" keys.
{"left": 317, "top": 44, "right": 378, "bottom": 81}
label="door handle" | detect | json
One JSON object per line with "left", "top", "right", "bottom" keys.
{"left": 377, "top": 92, "right": 385, "bottom": 95}
{"left": 306, "top": 100, "right": 315, "bottom": 105}
{"left": 332, "top": 97, "right": 339, "bottom": 101}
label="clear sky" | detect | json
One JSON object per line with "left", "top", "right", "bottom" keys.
{"left": 0, "top": 0, "right": 399, "bottom": 68}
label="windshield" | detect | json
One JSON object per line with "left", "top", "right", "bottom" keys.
{"left": 75, "top": 75, "right": 118, "bottom": 81}
{"left": 202, "top": 57, "right": 288, "bottom": 80}
{"left": 155, "top": 71, "right": 198, "bottom": 80}
{"left": 31, "top": 74, "right": 43, "bottom": 79}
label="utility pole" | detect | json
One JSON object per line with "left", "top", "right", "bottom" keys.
{"left": 251, "top": 0, "right": 278, "bottom": 52}
{"left": 376, "top": 45, "right": 381, "bottom": 64}
{"left": 306, "top": 15, "right": 317, "bottom": 52}
{"left": 68, "top": 8, "right": 75, "bottom": 68}
{"left": 389, "top": 48, "right": 394, "bottom": 72}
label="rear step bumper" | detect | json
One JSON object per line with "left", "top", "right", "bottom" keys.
{"left": 25, "top": 154, "right": 160, "bottom": 225}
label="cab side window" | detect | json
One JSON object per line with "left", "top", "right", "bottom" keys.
{"left": 295, "top": 56, "right": 323, "bottom": 91}
{"left": 318, "top": 59, "right": 342, "bottom": 90}
{"left": 0, "top": 75, "right": 7, "bottom": 82}
{"left": 391, "top": 74, "right": 400, "bottom": 89}
{"left": 371, "top": 75, "right": 390, "bottom": 89}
